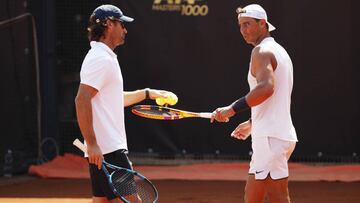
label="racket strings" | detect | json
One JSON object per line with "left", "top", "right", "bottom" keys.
{"left": 140, "top": 109, "right": 175, "bottom": 116}
{"left": 112, "top": 171, "right": 157, "bottom": 203}
{"left": 112, "top": 171, "right": 136, "bottom": 197}
{"left": 134, "top": 178, "right": 157, "bottom": 202}
{"left": 133, "top": 107, "right": 181, "bottom": 120}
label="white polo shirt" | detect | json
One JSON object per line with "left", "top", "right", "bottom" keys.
{"left": 80, "top": 41, "right": 127, "bottom": 155}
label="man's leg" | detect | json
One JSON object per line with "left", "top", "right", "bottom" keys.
{"left": 89, "top": 150, "right": 131, "bottom": 203}
{"left": 265, "top": 176, "right": 291, "bottom": 203}
{"left": 264, "top": 138, "right": 295, "bottom": 203}
{"left": 123, "top": 194, "right": 143, "bottom": 203}
{"left": 244, "top": 174, "right": 266, "bottom": 203}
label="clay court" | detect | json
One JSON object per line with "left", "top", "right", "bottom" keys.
{"left": 1, "top": 1, "right": 359, "bottom": 203}
{"left": 1, "top": 154, "right": 360, "bottom": 203}
{"left": 1, "top": 178, "right": 360, "bottom": 203}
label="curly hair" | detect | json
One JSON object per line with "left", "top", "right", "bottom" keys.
{"left": 87, "top": 14, "right": 107, "bottom": 41}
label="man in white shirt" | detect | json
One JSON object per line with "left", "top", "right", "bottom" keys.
{"left": 75, "top": 4, "right": 176, "bottom": 203}
{"left": 211, "top": 4, "right": 297, "bottom": 203}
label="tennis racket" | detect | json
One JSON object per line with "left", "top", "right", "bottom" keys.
{"left": 73, "top": 139, "right": 158, "bottom": 203}
{"left": 131, "top": 105, "right": 212, "bottom": 120}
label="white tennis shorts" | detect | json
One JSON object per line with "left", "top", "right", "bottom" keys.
{"left": 249, "top": 136, "right": 296, "bottom": 180}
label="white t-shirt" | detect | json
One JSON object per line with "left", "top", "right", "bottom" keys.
{"left": 248, "top": 37, "right": 297, "bottom": 142}
{"left": 80, "top": 41, "right": 128, "bottom": 155}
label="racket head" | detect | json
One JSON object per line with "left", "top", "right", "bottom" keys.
{"left": 105, "top": 162, "right": 158, "bottom": 202}
{"left": 131, "top": 105, "right": 189, "bottom": 120}
{"left": 131, "top": 105, "right": 200, "bottom": 120}
{"left": 72, "top": 140, "right": 158, "bottom": 202}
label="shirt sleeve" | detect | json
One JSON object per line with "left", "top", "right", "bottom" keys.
{"left": 80, "top": 56, "right": 113, "bottom": 91}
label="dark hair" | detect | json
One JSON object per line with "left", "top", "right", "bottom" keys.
{"left": 87, "top": 14, "right": 107, "bottom": 41}
{"left": 254, "top": 18, "right": 269, "bottom": 30}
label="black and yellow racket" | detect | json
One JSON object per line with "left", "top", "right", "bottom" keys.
{"left": 131, "top": 105, "right": 212, "bottom": 120}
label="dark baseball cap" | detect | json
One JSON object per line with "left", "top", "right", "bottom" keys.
{"left": 92, "top": 4, "right": 134, "bottom": 23}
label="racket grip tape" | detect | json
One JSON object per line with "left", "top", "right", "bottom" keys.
{"left": 73, "top": 139, "right": 87, "bottom": 153}
{"left": 199, "top": 113, "right": 212, "bottom": 119}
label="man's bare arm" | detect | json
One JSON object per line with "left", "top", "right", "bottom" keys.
{"left": 246, "top": 47, "right": 276, "bottom": 106}
{"left": 124, "top": 88, "right": 176, "bottom": 107}
{"left": 75, "top": 84, "right": 103, "bottom": 169}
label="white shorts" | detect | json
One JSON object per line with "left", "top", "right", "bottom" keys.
{"left": 249, "top": 136, "right": 296, "bottom": 180}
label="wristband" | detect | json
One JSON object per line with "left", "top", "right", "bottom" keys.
{"left": 145, "top": 88, "right": 150, "bottom": 99}
{"left": 231, "top": 96, "right": 250, "bottom": 113}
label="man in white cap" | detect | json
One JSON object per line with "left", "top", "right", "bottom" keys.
{"left": 211, "top": 4, "right": 297, "bottom": 203}
{"left": 75, "top": 4, "right": 176, "bottom": 203}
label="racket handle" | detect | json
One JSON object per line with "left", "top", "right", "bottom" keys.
{"left": 199, "top": 112, "right": 212, "bottom": 119}
{"left": 73, "top": 139, "right": 87, "bottom": 153}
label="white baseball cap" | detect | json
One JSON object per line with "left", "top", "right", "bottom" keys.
{"left": 236, "top": 4, "right": 276, "bottom": 32}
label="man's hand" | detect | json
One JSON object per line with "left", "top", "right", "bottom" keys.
{"left": 149, "top": 89, "right": 177, "bottom": 100}
{"left": 231, "top": 119, "right": 252, "bottom": 140}
{"left": 149, "top": 89, "right": 178, "bottom": 106}
{"left": 210, "top": 106, "right": 235, "bottom": 123}
{"left": 87, "top": 143, "right": 104, "bottom": 170}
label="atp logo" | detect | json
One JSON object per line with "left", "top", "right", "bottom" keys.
{"left": 152, "top": 0, "right": 209, "bottom": 16}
